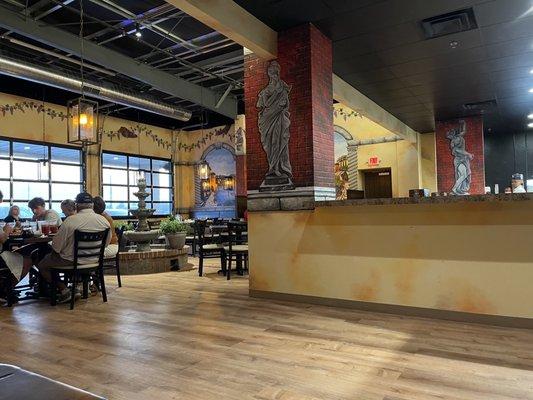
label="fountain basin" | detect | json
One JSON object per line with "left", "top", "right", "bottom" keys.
{"left": 123, "top": 230, "right": 160, "bottom": 252}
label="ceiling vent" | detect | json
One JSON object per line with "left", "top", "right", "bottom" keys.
{"left": 463, "top": 99, "right": 497, "bottom": 114}
{"left": 421, "top": 8, "right": 478, "bottom": 39}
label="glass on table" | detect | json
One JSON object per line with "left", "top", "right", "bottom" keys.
{"left": 49, "top": 223, "right": 58, "bottom": 234}
{"left": 38, "top": 221, "right": 50, "bottom": 236}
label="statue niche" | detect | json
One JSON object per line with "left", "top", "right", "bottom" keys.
{"left": 257, "top": 60, "right": 294, "bottom": 191}
{"left": 446, "top": 119, "right": 473, "bottom": 195}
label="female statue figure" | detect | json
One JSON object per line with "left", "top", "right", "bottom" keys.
{"left": 446, "top": 120, "right": 473, "bottom": 195}
{"left": 257, "top": 60, "right": 294, "bottom": 191}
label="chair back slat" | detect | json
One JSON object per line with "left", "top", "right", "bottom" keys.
{"left": 73, "top": 229, "right": 109, "bottom": 269}
{"left": 193, "top": 220, "right": 207, "bottom": 249}
{"left": 227, "top": 221, "right": 247, "bottom": 251}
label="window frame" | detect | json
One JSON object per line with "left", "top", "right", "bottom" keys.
{"left": 0, "top": 136, "right": 84, "bottom": 209}
{"left": 101, "top": 150, "right": 173, "bottom": 218}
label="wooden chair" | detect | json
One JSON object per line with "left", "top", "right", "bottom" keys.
{"left": 224, "top": 221, "right": 248, "bottom": 280}
{"left": 102, "top": 227, "right": 124, "bottom": 287}
{"left": 50, "top": 229, "right": 109, "bottom": 310}
{"left": 194, "top": 220, "right": 225, "bottom": 277}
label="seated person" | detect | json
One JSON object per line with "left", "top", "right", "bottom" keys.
{"left": 93, "top": 196, "right": 119, "bottom": 258}
{"left": 37, "top": 192, "right": 111, "bottom": 303}
{"left": 60, "top": 199, "right": 76, "bottom": 218}
{"left": 28, "top": 197, "right": 62, "bottom": 227}
{"left": 4, "top": 205, "right": 21, "bottom": 223}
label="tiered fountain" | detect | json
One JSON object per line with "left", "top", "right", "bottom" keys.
{"left": 123, "top": 177, "right": 159, "bottom": 252}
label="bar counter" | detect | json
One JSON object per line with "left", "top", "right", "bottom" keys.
{"left": 249, "top": 192, "right": 533, "bottom": 327}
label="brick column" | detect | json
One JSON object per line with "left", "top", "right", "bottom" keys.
{"left": 245, "top": 23, "right": 335, "bottom": 211}
{"left": 436, "top": 116, "right": 485, "bottom": 195}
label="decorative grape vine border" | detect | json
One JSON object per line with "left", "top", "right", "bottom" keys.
{"left": 0, "top": 100, "right": 234, "bottom": 152}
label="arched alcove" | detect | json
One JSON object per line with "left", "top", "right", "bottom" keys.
{"left": 194, "top": 143, "right": 237, "bottom": 218}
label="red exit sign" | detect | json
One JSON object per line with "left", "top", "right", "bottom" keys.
{"left": 368, "top": 156, "right": 380, "bottom": 166}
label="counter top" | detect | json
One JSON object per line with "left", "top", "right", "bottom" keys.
{"left": 315, "top": 193, "right": 533, "bottom": 207}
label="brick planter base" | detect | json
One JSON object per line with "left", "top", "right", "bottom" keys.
{"left": 113, "top": 245, "right": 190, "bottom": 275}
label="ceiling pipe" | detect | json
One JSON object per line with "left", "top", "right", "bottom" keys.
{"left": 0, "top": 54, "right": 192, "bottom": 121}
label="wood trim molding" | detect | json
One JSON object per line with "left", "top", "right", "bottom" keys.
{"left": 250, "top": 290, "right": 533, "bottom": 329}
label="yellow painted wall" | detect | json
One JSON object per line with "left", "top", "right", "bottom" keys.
{"left": 0, "top": 92, "right": 236, "bottom": 213}
{"left": 419, "top": 132, "right": 437, "bottom": 193}
{"left": 334, "top": 103, "right": 429, "bottom": 196}
{"left": 249, "top": 200, "right": 533, "bottom": 319}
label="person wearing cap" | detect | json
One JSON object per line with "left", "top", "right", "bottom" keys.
{"left": 37, "top": 192, "right": 111, "bottom": 304}
{"left": 511, "top": 173, "right": 526, "bottom": 193}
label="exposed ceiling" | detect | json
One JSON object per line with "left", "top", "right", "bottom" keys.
{"left": 0, "top": 0, "right": 245, "bottom": 130}
{"left": 234, "top": 0, "right": 533, "bottom": 134}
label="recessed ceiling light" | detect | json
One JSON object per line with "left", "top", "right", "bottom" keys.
{"left": 530, "top": 88, "right": 533, "bottom": 93}
{"left": 529, "top": 122, "right": 533, "bottom": 128}
{"left": 135, "top": 30, "right": 142, "bottom": 38}
{"left": 449, "top": 40, "right": 459, "bottom": 49}
{"left": 528, "top": 113, "right": 533, "bottom": 119}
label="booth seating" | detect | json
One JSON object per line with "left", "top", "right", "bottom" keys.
{"left": 0, "top": 364, "right": 105, "bottom": 399}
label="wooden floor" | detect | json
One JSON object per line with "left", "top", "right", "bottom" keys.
{"left": 2, "top": 259, "right": 533, "bottom": 400}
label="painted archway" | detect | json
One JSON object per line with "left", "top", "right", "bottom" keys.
{"left": 193, "top": 143, "right": 237, "bottom": 219}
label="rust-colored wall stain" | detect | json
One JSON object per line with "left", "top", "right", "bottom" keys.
{"left": 395, "top": 266, "right": 416, "bottom": 304}
{"left": 351, "top": 270, "right": 380, "bottom": 301}
{"left": 436, "top": 282, "right": 496, "bottom": 314}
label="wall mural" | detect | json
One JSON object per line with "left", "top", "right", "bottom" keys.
{"left": 446, "top": 120, "right": 473, "bottom": 195}
{"left": 194, "top": 146, "right": 236, "bottom": 219}
{"left": 334, "top": 132, "right": 350, "bottom": 200}
{"left": 257, "top": 60, "right": 294, "bottom": 191}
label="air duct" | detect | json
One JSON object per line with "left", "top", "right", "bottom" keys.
{"left": 0, "top": 54, "right": 192, "bottom": 121}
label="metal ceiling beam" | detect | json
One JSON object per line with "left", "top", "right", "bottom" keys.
{"left": 0, "top": 6, "right": 238, "bottom": 118}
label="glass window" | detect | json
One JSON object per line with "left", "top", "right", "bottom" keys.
{"left": 153, "top": 202, "right": 172, "bottom": 215}
{"left": 103, "top": 168, "right": 128, "bottom": 185}
{"left": 152, "top": 172, "right": 171, "bottom": 187}
{"left": 13, "top": 160, "right": 48, "bottom": 181}
{"left": 102, "top": 153, "right": 127, "bottom": 168}
{"left": 0, "top": 140, "right": 9, "bottom": 157}
{"left": 51, "top": 183, "right": 82, "bottom": 201}
{"left": 0, "top": 139, "right": 82, "bottom": 208}
{"left": 51, "top": 146, "right": 81, "bottom": 164}
{"left": 0, "top": 180, "right": 10, "bottom": 200}
{"left": 13, "top": 142, "right": 48, "bottom": 160}
{"left": 0, "top": 159, "right": 10, "bottom": 179}
{"left": 13, "top": 182, "right": 49, "bottom": 201}
{"left": 51, "top": 164, "right": 82, "bottom": 182}
{"left": 102, "top": 152, "right": 173, "bottom": 216}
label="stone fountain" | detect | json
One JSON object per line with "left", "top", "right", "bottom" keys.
{"left": 123, "top": 177, "right": 159, "bottom": 252}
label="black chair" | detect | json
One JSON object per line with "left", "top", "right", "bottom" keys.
{"left": 224, "top": 221, "right": 248, "bottom": 280}
{"left": 102, "top": 227, "right": 124, "bottom": 287}
{"left": 194, "top": 220, "right": 225, "bottom": 277}
{"left": 50, "top": 229, "right": 109, "bottom": 310}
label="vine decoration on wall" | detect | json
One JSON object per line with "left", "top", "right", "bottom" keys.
{"left": 0, "top": 101, "right": 69, "bottom": 120}
{"left": 175, "top": 124, "right": 233, "bottom": 152}
{"left": 0, "top": 100, "right": 234, "bottom": 153}
{"left": 333, "top": 107, "right": 361, "bottom": 121}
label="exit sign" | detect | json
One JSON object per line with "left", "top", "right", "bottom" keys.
{"left": 368, "top": 156, "right": 380, "bottom": 166}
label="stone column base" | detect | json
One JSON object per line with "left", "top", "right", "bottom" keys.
{"left": 248, "top": 186, "right": 335, "bottom": 211}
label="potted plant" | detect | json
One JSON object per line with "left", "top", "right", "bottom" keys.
{"left": 159, "top": 216, "right": 187, "bottom": 249}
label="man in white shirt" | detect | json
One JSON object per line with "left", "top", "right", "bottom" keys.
{"left": 38, "top": 192, "right": 111, "bottom": 303}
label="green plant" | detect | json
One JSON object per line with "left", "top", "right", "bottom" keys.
{"left": 159, "top": 216, "right": 187, "bottom": 235}
{"left": 114, "top": 220, "right": 134, "bottom": 231}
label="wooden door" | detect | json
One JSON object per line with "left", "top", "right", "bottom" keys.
{"left": 364, "top": 169, "right": 392, "bottom": 199}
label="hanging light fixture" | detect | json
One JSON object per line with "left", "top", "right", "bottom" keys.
{"left": 67, "top": 0, "right": 99, "bottom": 146}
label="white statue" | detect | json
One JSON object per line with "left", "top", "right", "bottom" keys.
{"left": 446, "top": 120, "right": 473, "bottom": 195}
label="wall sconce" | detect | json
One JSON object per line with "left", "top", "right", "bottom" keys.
{"left": 197, "top": 161, "right": 209, "bottom": 180}
{"left": 67, "top": 98, "right": 99, "bottom": 145}
{"left": 223, "top": 176, "right": 235, "bottom": 190}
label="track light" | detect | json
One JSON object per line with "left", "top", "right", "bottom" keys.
{"left": 135, "top": 24, "right": 142, "bottom": 38}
